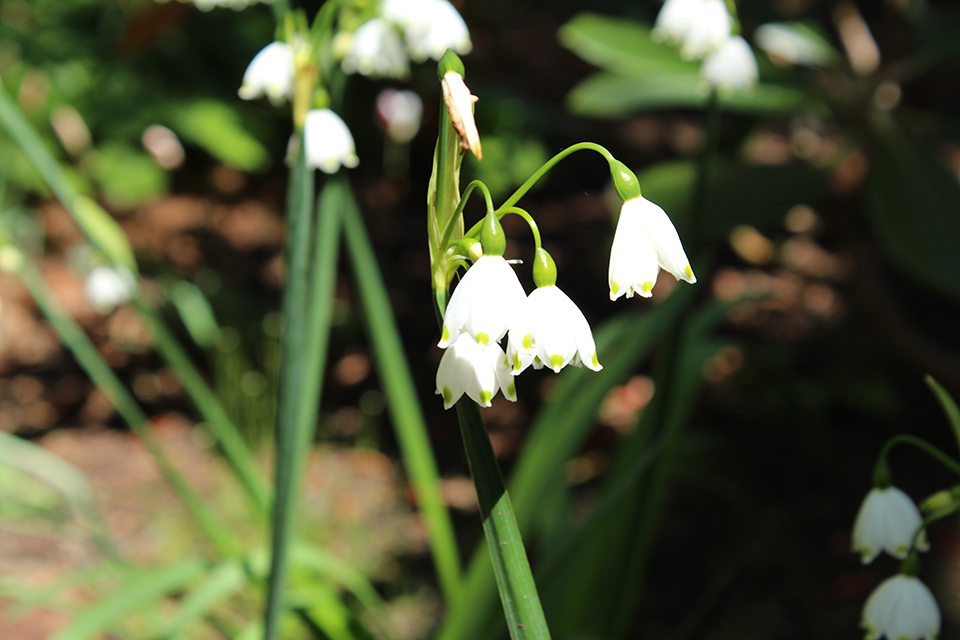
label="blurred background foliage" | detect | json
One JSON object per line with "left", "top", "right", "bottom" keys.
{"left": 1, "top": 0, "right": 960, "bottom": 638}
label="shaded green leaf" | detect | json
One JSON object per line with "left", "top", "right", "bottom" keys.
{"left": 163, "top": 560, "right": 250, "bottom": 640}
{"left": 172, "top": 100, "right": 270, "bottom": 172}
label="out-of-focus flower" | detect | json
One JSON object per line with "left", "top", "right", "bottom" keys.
{"left": 188, "top": 0, "right": 275, "bottom": 11}
{"left": 862, "top": 574, "right": 940, "bottom": 640}
{"left": 438, "top": 255, "right": 526, "bottom": 349}
{"left": 340, "top": 18, "right": 409, "bottom": 78}
{"left": 506, "top": 284, "right": 602, "bottom": 375}
{"left": 441, "top": 71, "right": 482, "bottom": 160}
{"left": 701, "top": 36, "right": 759, "bottom": 92}
{"left": 381, "top": 0, "right": 472, "bottom": 62}
{"left": 608, "top": 196, "right": 695, "bottom": 301}
{"left": 238, "top": 42, "right": 294, "bottom": 104}
{"left": 85, "top": 265, "right": 137, "bottom": 314}
{"left": 652, "top": 0, "right": 731, "bottom": 59}
{"left": 852, "top": 486, "right": 929, "bottom": 564}
{"left": 754, "top": 22, "right": 837, "bottom": 67}
{"left": 376, "top": 89, "right": 424, "bottom": 144}
{"left": 303, "top": 109, "right": 359, "bottom": 174}
{"left": 142, "top": 125, "right": 185, "bottom": 170}
{"left": 436, "top": 333, "right": 516, "bottom": 409}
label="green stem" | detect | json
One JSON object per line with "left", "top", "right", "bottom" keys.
{"left": 925, "top": 375, "right": 960, "bottom": 456}
{"left": 441, "top": 180, "right": 493, "bottom": 249}
{"left": 486, "top": 207, "right": 541, "bottom": 250}
{"left": 9, "top": 251, "right": 239, "bottom": 557}
{"left": 879, "top": 434, "right": 960, "bottom": 479}
{"left": 132, "top": 299, "right": 269, "bottom": 516}
{"left": 342, "top": 182, "right": 462, "bottom": 604}
{"left": 264, "top": 137, "right": 315, "bottom": 640}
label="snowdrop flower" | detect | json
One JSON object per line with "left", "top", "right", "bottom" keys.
{"left": 381, "top": 0, "right": 472, "bottom": 62}
{"left": 608, "top": 196, "right": 696, "bottom": 301}
{"left": 238, "top": 42, "right": 294, "bottom": 104}
{"left": 507, "top": 248, "right": 602, "bottom": 375}
{"left": 436, "top": 333, "right": 516, "bottom": 409}
{"left": 680, "top": 0, "right": 733, "bottom": 59}
{"left": 303, "top": 109, "right": 359, "bottom": 174}
{"left": 862, "top": 574, "right": 940, "bottom": 640}
{"left": 85, "top": 265, "right": 137, "bottom": 314}
{"left": 702, "top": 36, "right": 759, "bottom": 92}
{"left": 852, "top": 486, "right": 929, "bottom": 564}
{"left": 340, "top": 18, "right": 409, "bottom": 78}
{"left": 441, "top": 70, "right": 482, "bottom": 160}
{"left": 651, "top": 0, "right": 703, "bottom": 45}
{"left": 438, "top": 255, "right": 526, "bottom": 348}
{"left": 376, "top": 89, "right": 424, "bottom": 144}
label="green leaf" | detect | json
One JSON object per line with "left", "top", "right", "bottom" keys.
{"left": 866, "top": 129, "right": 960, "bottom": 299}
{"left": 567, "top": 72, "right": 812, "bottom": 118}
{"left": 50, "top": 559, "right": 206, "bottom": 640}
{"left": 72, "top": 196, "right": 138, "bottom": 273}
{"left": 169, "top": 280, "right": 220, "bottom": 349}
{"left": 558, "top": 12, "right": 698, "bottom": 76}
{"left": 172, "top": 100, "right": 270, "bottom": 172}
{"left": 162, "top": 560, "right": 250, "bottom": 640}
{"left": 87, "top": 143, "right": 168, "bottom": 210}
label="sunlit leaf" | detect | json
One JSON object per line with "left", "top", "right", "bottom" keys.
{"left": 173, "top": 100, "right": 270, "bottom": 172}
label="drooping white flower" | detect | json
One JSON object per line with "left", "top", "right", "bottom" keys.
{"left": 852, "top": 486, "right": 929, "bottom": 564}
{"left": 678, "top": 0, "right": 733, "bottom": 59}
{"left": 651, "top": 0, "right": 704, "bottom": 45}
{"left": 85, "top": 265, "right": 137, "bottom": 314}
{"left": 701, "top": 36, "right": 759, "bottom": 92}
{"left": 381, "top": 0, "right": 472, "bottom": 62}
{"left": 303, "top": 109, "right": 359, "bottom": 174}
{"left": 438, "top": 255, "right": 527, "bottom": 349}
{"left": 376, "top": 89, "right": 423, "bottom": 144}
{"left": 441, "top": 70, "right": 482, "bottom": 160}
{"left": 862, "top": 574, "right": 940, "bottom": 640}
{"left": 608, "top": 196, "right": 696, "bottom": 301}
{"left": 340, "top": 18, "right": 409, "bottom": 79}
{"left": 506, "top": 286, "right": 602, "bottom": 375}
{"left": 436, "top": 333, "right": 517, "bottom": 409}
{"left": 238, "top": 42, "right": 294, "bottom": 104}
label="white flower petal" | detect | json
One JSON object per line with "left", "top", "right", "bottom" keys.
{"left": 652, "top": 0, "right": 705, "bottom": 44}
{"left": 609, "top": 198, "right": 667, "bottom": 300}
{"left": 702, "top": 36, "right": 759, "bottom": 92}
{"left": 679, "top": 0, "right": 732, "bottom": 59}
{"left": 439, "top": 255, "right": 526, "bottom": 348}
{"left": 436, "top": 333, "right": 502, "bottom": 408}
{"left": 238, "top": 42, "right": 294, "bottom": 103}
{"left": 852, "top": 487, "right": 927, "bottom": 564}
{"left": 641, "top": 197, "right": 696, "bottom": 284}
{"left": 85, "top": 266, "right": 137, "bottom": 314}
{"left": 304, "top": 109, "right": 359, "bottom": 174}
{"left": 861, "top": 575, "right": 940, "bottom": 640}
{"left": 381, "top": 0, "right": 472, "bottom": 62}
{"left": 341, "top": 18, "right": 409, "bottom": 78}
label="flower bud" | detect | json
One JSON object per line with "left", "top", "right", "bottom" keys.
{"left": 437, "top": 49, "right": 465, "bottom": 80}
{"left": 480, "top": 211, "right": 505, "bottom": 257}
{"left": 532, "top": 248, "right": 557, "bottom": 288}
{"left": 610, "top": 160, "right": 641, "bottom": 202}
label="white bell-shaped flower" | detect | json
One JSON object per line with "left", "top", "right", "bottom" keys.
{"left": 862, "top": 574, "right": 940, "bottom": 640}
{"left": 852, "top": 486, "right": 929, "bottom": 564}
{"left": 608, "top": 196, "right": 696, "bottom": 301}
{"left": 436, "top": 333, "right": 516, "bottom": 409}
{"left": 678, "top": 0, "right": 733, "bottom": 59}
{"left": 507, "top": 285, "right": 602, "bottom": 375}
{"left": 340, "top": 18, "right": 409, "bottom": 78}
{"left": 438, "top": 255, "right": 527, "bottom": 348}
{"left": 303, "top": 109, "right": 359, "bottom": 174}
{"left": 651, "top": 0, "right": 704, "bottom": 45}
{"left": 85, "top": 265, "right": 137, "bottom": 314}
{"left": 702, "top": 36, "right": 759, "bottom": 92}
{"left": 238, "top": 42, "right": 294, "bottom": 104}
{"left": 376, "top": 89, "right": 423, "bottom": 144}
{"left": 381, "top": 0, "right": 472, "bottom": 62}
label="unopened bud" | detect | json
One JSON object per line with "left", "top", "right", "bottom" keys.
{"left": 610, "top": 160, "right": 641, "bottom": 202}
{"left": 532, "top": 248, "right": 557, "bottom": 288}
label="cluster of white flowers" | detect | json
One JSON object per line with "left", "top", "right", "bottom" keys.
{"left": 651, "top": 0, "right": 758, "bottom": 93}
{"left": 436, "top": 193, "right": 695, "bottom": 410}
{"left": 338, "top": 0, "right": 472, "bottom": 79}
{"left": 852, "top": 486, "right": 940, "bottom": 640}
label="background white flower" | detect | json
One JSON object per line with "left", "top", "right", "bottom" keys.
{"left": 702, "top": 36, "right": 759, "bottom": 92}
{"left": 438, "top": 255, "right": 527, "bottom": 349}
{"left": 303, "top": 109, "right": 359, "bottom": 174}
{"left": 340, "top": 18, "right": 409, "bottom": 78}
{"left": 436, "top": 333, "right": 516, "bottom": 409}
{"left": 608, "top": 196, "right": 695, "bottom": 301}
{"left": 852, "top": 486, "right": 929, "bottom": 563}
{"left": 376, "top": 89, "right": 423, "bottom": 144}
{"left": 381, "top": 0, "right": 472, "bottom": 62}
{"left": 678, "top": 0, "right": 732, "bottom": 59}
{"left": 85, "top": 265, "right": 137, "bottom": 314}
{"left": 238, "top": 42, "right": 294, "bottom": 104}
{"left": 862, "top": 574, "right": 940, "bottom": 640}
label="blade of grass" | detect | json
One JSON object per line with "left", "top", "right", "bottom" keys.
{"left": 340, "top": 179, "right": 462, "bottom": 603}
{"left": 0, "top": 81, "right": 265, "bottom": 515}
{"left": 925, "top": 375, "right": 960, "bottom": 455}
{"left": 5, "top": 245, "right": 239, "bottom": 556}
{"left": 50, "top": 558, "right": 207, "bottom": 640}
{"left": 163, "top": 559, "right": 250, "bottom": 640}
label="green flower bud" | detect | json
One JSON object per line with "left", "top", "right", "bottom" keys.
{"left": 457, "top": 237, "right": 482, "bottom": 263}
{"left": 920, "top": 489, "right": 955, "bottom": 514}
{"left": 480, "top": 211, "right": 506, "bottom": 257}
{"left": 610, "top": 160, "right": 641, "bottom": 202}
{"left": 532, "top": 247, "right": 557, "bottom": 288}
{"left": 437, "top": 49, "right": 465, "bottom": 80}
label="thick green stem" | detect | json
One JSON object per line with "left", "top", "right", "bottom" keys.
{"left": 441, "top": 180, "right": 494, "bottom": 249}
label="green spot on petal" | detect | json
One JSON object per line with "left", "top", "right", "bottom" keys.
{"left": 441, "top": 325, "right": 450, "bottom": 343}
{"left": 476, "top": 331, "right": 489, "bottom": 345}
{"left": 522, "top": 333, "right": 533, "bottom": 350}
{"left": 684, "top": 264, "right": 694, "bottom": 280}
{"left": 512, "top": 356, "right": 522, "bottom": 372}
{"left": 442, "top": 386, "right": 452, "bottom": 405}
{"left": 507, "top": 381, "right": 516, "bottom": 397}
{"left": 591, "top": 352, "right": 600, "bottom": 367}
{"left": 641, "top": 280, "right": 654, "bottom": 294}
{"left": 479, "top": 390, "right": 492, "bottom": 404}
{"left": 550, "top": 354, "right": 564, "bottom": 369}
{"left": 896, "top": 544, "right": 908, "bottom": 554}
{"left": 611, "top": 281, "right": 619, "bottom": 295}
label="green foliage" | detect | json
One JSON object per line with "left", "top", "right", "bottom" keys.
{"left": 172, "top": 100, "right": 271, "bottom": 172}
